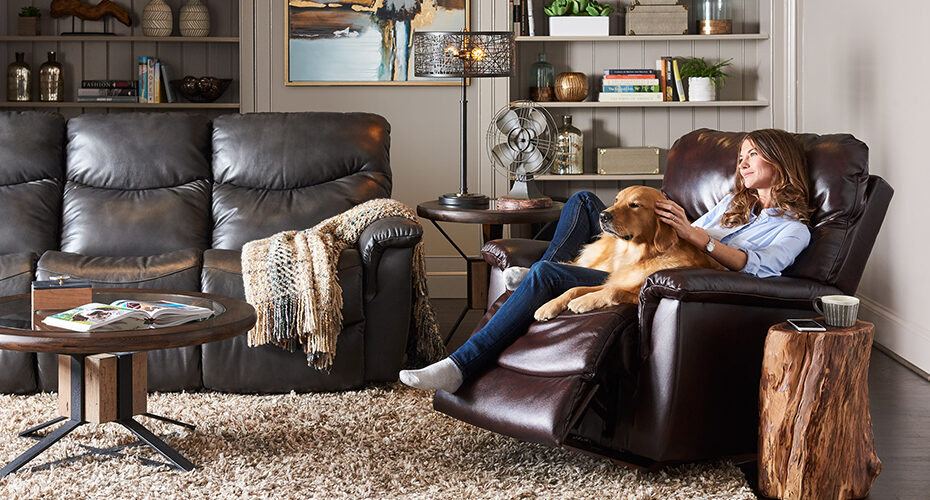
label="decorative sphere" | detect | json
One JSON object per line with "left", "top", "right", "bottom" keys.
{"left": 554, "top": 72, "right": 589, "bottom": 102}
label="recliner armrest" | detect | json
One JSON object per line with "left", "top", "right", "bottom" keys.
{"left": 481, "top": 239, "right": 549, "bottom": 270}
{"left": 357, "top": 216, "right": 422, "bottom": 297}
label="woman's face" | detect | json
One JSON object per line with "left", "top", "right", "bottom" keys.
{"left": 738, "top": 139, "right": 777, "bottom": 190}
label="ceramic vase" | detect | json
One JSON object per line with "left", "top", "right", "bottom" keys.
{"left": 180, "top": 0, "right": 210, "bottom": 37}
{"left": 142, "top": 0, "right": 173, "bottom": 37}
{"left": 688, "top": 77, "right": 716, "bottom": 101}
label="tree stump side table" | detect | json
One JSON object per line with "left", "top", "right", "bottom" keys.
{"left": 758, "top": 320, "right": 882, "bottom": 500}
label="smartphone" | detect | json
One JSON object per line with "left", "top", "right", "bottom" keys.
{"left": 787, "top": 318, "right": 827, "bottom": 331}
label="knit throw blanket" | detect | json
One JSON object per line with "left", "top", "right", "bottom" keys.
{"left": 241, "top": 199, "right": 444, "bottom": 371}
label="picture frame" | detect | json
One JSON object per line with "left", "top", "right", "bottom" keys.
{"left": 285, "top": 0, "right": 469, "bottom": 86}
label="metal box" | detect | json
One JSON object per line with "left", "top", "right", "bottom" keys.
{"left": 625, "top": 3, "right": 689, "bottom": 35}
{"left": 597, "top": 147, "right": 667, "bottom": 175}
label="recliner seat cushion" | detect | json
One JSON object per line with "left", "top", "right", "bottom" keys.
{"left": 35, "top": 248, "right": 205, "bottom": 392}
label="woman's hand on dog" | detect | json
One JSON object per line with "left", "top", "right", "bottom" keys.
{"left": 655, "top": 199, "right": 710, "bottom": 248}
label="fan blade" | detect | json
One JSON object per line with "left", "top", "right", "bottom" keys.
{"left": 522, "top": 146, "right": 544, "bottom": 171}
{"left": 492, "top": 143, "right": 518, "bottom": 166}
{"left": 496, "top": 110, "right": 521, "bottom": 136}
{"left": 526, "top": 108, "right": 548, "bottom": 136}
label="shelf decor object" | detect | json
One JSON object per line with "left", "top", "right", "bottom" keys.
{"left": 142, "top": 0, "right": 173, "bottom": 37}
{"left": 487, "top": 101, "right": 556, "bottom": 209}
{"left": 624, "top": 1, "right": 688, "bottom": 35}
{"left": 50, "top": 0, "right": 132, "bottom": 31}
{"left": 529, "top": 53, "right": 554, "bottom": 101}
{"left": 554, "top": 72, "right": 587, "bottom": 101}
{"left": 414, "top": 31, "right": 514, "bottom": 209}
{"left": 6, "top": 52, "right": 31, "bottom": 102}
{"left": 172, "top": 76, "right": 231, "bottom": 103}
{"left": 679, "top": 56, "right": 732, "bottom": 102}
{"left": 544, "top": 0, "right": 613, "bottom": 36}
{"left": 17, "top": 6, "right": 41, "bottom": 36}
{"left": 179, "top": 0, "right": 210, "bottom": 37}
{"left": 697, "top": 0, "right": 732, "bottom": 35}
{"left": 553, "top": 114, "right": 583, "bottom": 175}
{"left": 39, "top": 51, "right": 63, "bottom": 102}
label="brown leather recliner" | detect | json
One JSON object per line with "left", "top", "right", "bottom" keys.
{"left": 434, "top": 129, "right": 894, "bottom": 466}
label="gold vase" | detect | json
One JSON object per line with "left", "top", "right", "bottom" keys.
{"left": 554, "top": 72, "right": 588, "bottom": 102}
{"left": 39, "top": 51, "right": 63, "bottom": 102}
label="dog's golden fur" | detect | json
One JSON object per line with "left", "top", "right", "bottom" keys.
{"left": 534, "top": 186, "right": 723, "bottom": 321}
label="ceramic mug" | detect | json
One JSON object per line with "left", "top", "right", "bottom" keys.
{"left": 813, "top": 295, "right": 859, "bottom": 328}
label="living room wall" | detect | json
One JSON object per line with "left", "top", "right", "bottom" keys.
{"left": 246, "top": 1, "right": 509, "bottom": 297}
{"left": 797, "top": 0, "right": 929, "bottom": 375}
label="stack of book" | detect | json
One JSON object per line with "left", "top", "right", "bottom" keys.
{"left": 137, "top": 56, "right": 177, "bottom": 103}
{"left": 598, "top": 69, "right": 663, "bottom": 102}
{"left": 77, "top": 80, "right": 138, "bottom": 103}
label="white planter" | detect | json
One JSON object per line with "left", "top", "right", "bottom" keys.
{"left": 548, "top": 16, "right": 610, "bottom": 37}
{"left": 687, "top": 77, "right": 716, "bottom": 101}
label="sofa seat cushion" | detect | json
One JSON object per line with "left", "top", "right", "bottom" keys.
{"left": 0, "top": 252, "right": 38, "bottom": 297}
{"left": 34, "top": 248, "right": 204, "bottom": 392}
{"left": 201, "top": 247, "right": 364, "bottom": 325}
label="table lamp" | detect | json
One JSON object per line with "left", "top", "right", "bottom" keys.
{"left": 414, "top": 31, "right": 514, "bottom": 209}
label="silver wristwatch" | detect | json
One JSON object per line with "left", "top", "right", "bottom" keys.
{"left": 704, "top": 237, "right": 716, "bottom": 254}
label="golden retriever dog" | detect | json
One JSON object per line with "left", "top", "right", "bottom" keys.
{"left": 534, "top": 186, "right": 723, "bottom": 321}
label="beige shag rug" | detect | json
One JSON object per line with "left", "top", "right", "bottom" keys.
{"left": 0, "top": 385, "right": 754, "bottom": 499}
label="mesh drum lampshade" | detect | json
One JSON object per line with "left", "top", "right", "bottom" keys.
{"left": 413, "top": 31, "right": 514, "bottom": 209}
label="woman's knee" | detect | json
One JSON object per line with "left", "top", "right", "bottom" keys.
{"left": 528, "top": 261, "right": 563, "bottom": 285}
{"left": 567, "top": 190, "right": 598, "bottom": 205}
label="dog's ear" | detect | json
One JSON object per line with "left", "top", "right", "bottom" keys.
{"left": 654, "top": 219, "right": 678, "bottom": 252}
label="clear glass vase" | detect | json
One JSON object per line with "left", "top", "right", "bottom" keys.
{"left": 552, "top": 115, "right": 583, "bottom": 175}
{"left": 697, "top": 0, "right": 732, "bottom": 34}
{"left": 7, "top": 52, "right": 31, "bottom": 102}
{"left": 39, "top": 51, "right": 63, "bottom": 102}
{"left": 529, "top": 53, "right": 554, "bottom": 102}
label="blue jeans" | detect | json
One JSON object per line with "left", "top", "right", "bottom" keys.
{"left": 449, "top": 191, "right": 608, "bottom": 380}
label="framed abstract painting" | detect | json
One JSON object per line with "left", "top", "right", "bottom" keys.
{"left": 286, "top": 0, "right": 469, "bottom": 85}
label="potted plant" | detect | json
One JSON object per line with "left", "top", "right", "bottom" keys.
{"left": 678, "top": 57, "right": 732, "bottom": 101}
{"left": 18, "top": 6, "right": 41, "bottom": 36}
{"left": 544, "top": 0, "right": 613, "bottom": 37}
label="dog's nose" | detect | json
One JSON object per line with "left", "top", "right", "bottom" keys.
{"left": 599, "top": 211, "right": 612, "bottom": 223}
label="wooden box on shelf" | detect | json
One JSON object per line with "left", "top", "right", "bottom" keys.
{"left": 625, "top": 4, "right": 688, "bottom": 35}
{"left": 597, "top": 147, "right": 667, "bottom": 175}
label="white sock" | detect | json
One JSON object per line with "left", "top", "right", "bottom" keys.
{"left": 503, "top": 266, "right": 530, "bottom": 291}
{"left": 399, "top": 358, "right": 464, "bottom": 393}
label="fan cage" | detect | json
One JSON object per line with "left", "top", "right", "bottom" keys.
{"left": 486, "top": 101, "right": 557, "bottom": 182}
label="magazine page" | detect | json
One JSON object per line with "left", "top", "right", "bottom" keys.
{"left": 109, "top": 300, "right": 214, "bottom": 327}
{"left": 42, "top": 303, "right": 145, "bottom": 332}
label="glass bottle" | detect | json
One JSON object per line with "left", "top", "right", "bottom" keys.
{"left": 529, "top": 53, "right": 554, "bottom": 102}
{"left": 697, "top": 0, "right": 732, "bottom": 34}
{"left": 7, "top": 52, "right": 31, "bottom": 102}
{"left": 39, "top": 51, "right": 63, "bottom": 102}
{"left": 552, "top": 115, "right": 583, "bottom": 175}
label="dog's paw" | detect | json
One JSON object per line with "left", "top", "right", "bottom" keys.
{"left": 568, "top": 294, "right": 605, "bottom": 314}
{"left": 534, "top": 301, "right": 564, "bottom": 322}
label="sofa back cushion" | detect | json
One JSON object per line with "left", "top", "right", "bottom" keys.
{"left": 0, "top": 111, "right": 65, "bottom": 255}
{"left": 210, "top": 112, "right": 392, "bottom": 250}
{"left": 663, "top": 128, "right": 873, "bottom": 287}
{"left": 61, "top": 113, "right": 213, "bottom": 256}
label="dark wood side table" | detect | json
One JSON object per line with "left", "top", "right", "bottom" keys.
{"left": 758, "top": 319, "right": 882, "bottom": 499}
{"left": 417, "top": 200, "right": 563, "bottom": 342}
{"left": 0, "top": 289, "right": 256, "bottom": 477}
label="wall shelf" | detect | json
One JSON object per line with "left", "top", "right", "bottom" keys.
{"left": 531, "top": 100, "right": 770, "bottom": 108}
{"left": 1, "top": 102, "right": 239, "bottom": 109}
{"left": 536, "top": 174, "right": 664, "bottom": 181}
{"left": 516, "top": 34, "right": 769, "bottom": 42}
{"left": 0, "top": 36, "right": 238, "bottom": 43}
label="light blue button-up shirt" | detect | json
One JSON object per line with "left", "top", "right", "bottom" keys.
{"left": 691, "top": 193, "right": 810, "bottom": 278}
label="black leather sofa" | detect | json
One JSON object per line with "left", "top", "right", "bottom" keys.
{"left": 0, "top": 111, "right": 421, "bottom": 394}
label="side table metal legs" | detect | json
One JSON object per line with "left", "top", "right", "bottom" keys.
{"left": 1, "top": 354, "right": 196, "bottom": 478}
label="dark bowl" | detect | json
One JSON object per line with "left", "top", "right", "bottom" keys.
{"left": 171, "top": 76, "right": 232, "bottom": 103}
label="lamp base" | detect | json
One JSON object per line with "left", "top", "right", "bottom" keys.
{"left": 438, "top": 192, "right": 490, "bottom": 209}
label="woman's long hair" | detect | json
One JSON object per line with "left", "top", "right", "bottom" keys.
{"left": 722, "top": 129, "right": 812, "bottom": 227}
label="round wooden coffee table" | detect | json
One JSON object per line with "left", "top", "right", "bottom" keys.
{"left": 0, "top": 289, "right": 256, "bottom": 477}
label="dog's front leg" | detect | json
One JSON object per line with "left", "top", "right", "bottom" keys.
{"left": 534, "top": 285, "right": 605, "bottom": 321}
{"left": 567, "top": 285, "right": 638, "bottom": 313}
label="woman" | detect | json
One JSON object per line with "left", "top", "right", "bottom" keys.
{"left": 401, "top": 128, "right": 813, "bottom": 393}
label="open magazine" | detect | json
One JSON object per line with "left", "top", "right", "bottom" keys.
{"left": 42, "top": 300, "right": 215, "bottom": 332}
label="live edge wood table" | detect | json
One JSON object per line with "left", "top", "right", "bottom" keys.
{"left": 0, "top": 289, "right": 256, "bottom": 478}
{"left": 758, "top": 320, "right": 882, "bottom": 500}
{"left": 417, "top": 200, "right": 563, "bottom": 342}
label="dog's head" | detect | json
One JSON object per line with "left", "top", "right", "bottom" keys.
{"left": 599, "top": 186, "right": 678, "bottom": 252}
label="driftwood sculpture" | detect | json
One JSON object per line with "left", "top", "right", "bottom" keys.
{"left": 50, "top": 0, "right": 132, "bottom": 27}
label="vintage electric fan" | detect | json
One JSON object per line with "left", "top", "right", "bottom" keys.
{"left": 486, "top": 101, "right": 558, "bottom": 210}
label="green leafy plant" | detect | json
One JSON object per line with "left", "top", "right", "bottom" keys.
{"left": 19, "top": 6, "right": 41, "bottom": 17}
{"left": 544, "top": 0, "right": 614, "bottom": 16}
{"left": 678, "top": 57, "right": 733, "bottom": 88}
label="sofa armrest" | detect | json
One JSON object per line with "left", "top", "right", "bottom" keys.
{"left": 481, "top": 239, "right": 549, "bottom": 270}
{"left": 357, "top": 217, "right": 422, "bottom": 296}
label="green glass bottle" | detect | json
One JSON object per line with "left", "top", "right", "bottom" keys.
{"left": 529, "top": 53, "right": 554, "bottom": 102}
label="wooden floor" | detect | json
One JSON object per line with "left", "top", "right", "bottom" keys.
{"left": 431, "top": 298, "right": 930, "bottom": 499}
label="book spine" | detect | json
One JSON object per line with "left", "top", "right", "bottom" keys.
{"left": 138, "top": 57, "right": 146, "bottom": 102}
{"left": 160, "top": 63, "right": 177, "bottom": 103}
{"left": 598, "top": 92, "right": 664, "bottom": 102}
{"left": 147, "top": 58, "right": 156, "bottom": 103}
{"left": 154, "top": 61, "right": 161, "bottom": 103}
{"left": 601, "top": 85, "right": 661, "bottom": 93}
{"left": 521, "top": 0, "right": 529, "bottom": 36}
{"left": 656, "top": 59, "right": 667, "bottom": 101}
{"left": 603, "top": 69, "right": 658, "bottom": 75}
{"left": 76, "top": 96, "right": 141, "bottom": 103}
{"left": 601, "top": 78, "right": 659, "bottom": 87}
{"left": 672, "top": 59, "right": 686, "bottom": 102}
{"left": 526, "top": 0, "right": 535, "bottom": 36}
{"left": 81, "top": 80, "right": 137, "bottom": 88}
{"left": 77, "top": 88, "right": 138, "bottom": 97}
{"left": 512, "top": 0, "right": 522, "bottom": 35}
{"left": 603, "top": 74, "right": 658, "bottom": 79}
{"left": 665, "top": 57, "right": 675, "bottom": 101}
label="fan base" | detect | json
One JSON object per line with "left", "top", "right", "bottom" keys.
{"left": 497, "top": 196, "right": 553, "bottom": 211}
{"left": 438, "top": 192, "right": 490, "bottom": 209}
